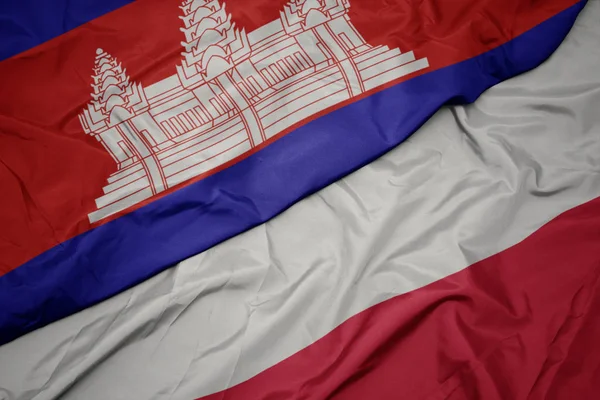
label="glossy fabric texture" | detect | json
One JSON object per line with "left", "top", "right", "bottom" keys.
{"left": 0, "top": 2, "right": 599, "bottom": 398}
{"left": 0, "top": 0, "right": 585, "bottom": 345}
{"left": 0, "top": 0, "right": 135, "bottom": 61}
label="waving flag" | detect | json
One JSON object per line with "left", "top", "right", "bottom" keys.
{"left": 0, "top": 0, "right": 589, "bottom": 357}
{"left": 1, "top": 0, "right": 600, "bottom": 399}
{"left": 0, "top": 0, "right": 587, "bottom": 346}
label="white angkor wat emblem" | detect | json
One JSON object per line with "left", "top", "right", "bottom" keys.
{"left": 79, "top": 0, "right": 429, "bottom": 223}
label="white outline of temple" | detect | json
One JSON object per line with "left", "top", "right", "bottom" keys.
{"left": 79, "top": 0, "right": 429, "bottom": 223}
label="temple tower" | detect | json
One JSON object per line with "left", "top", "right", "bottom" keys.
{"left": 281, "top": 0, "right": 366, "bottom": 96}
{"left": 176, "top": 0, "right": 251, "bottom": 87}
{"left": 79, "top": 49, "right": 148, "bottom": 134}
{"left": 79, "top": 49, "right": 169, "bottom": 196}
{"left": 177, "top": 0, "right": 265, "bottom": 146}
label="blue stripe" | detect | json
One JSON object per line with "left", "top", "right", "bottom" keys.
{"left": 0, "top": 0, "right": 134, "bottom": 61}
{"left": 0, "top": 1, "right": 586, "bottom": 345}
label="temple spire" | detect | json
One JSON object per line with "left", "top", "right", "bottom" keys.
{"left": 90, "top": 48, "right": 133, "bottom": 115}
{"left": 281, "top": 0, "right": 349, "bottom": 33}
{"left": 79, "top": 49, "right": 148, "bottom": 133}
{"left": 176, "top": 0, "right": 250, "bottom": 87}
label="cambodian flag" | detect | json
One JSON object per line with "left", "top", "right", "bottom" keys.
{"left": 1, "top": 0, "right": 600, "bottom": 399}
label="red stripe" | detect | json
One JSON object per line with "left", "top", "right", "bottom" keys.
{"left": 0, "top": 0, "right": 579, "bottom": 274}
{"left": 197, "top": 195, "right": 600, "bottom": 400}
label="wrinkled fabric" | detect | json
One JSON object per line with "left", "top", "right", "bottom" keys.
{"left": 0, "top": 0, "right": 585, "bottom": 345}
{"left": 198, "top": 196, "right": 600, "bottom": 399}
{"left": 0, "top": 1, "right": 599, "bottom": 399}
